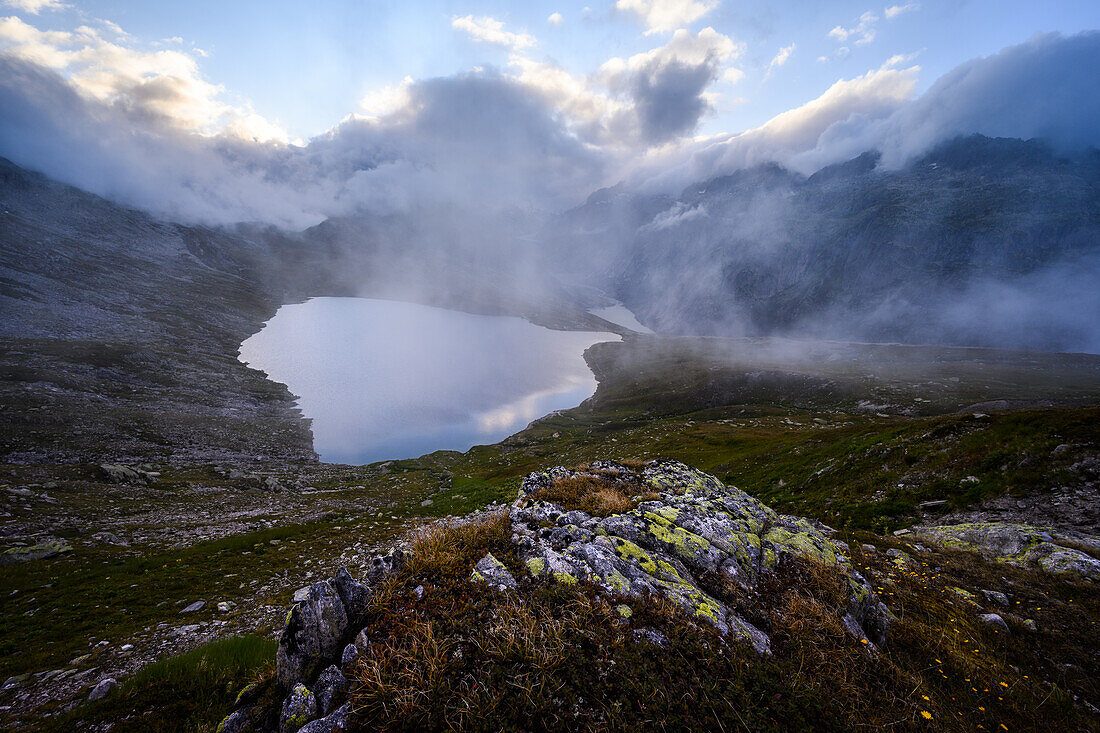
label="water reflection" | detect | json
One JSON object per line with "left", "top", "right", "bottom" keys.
{"left": 238, "top": 297, "right": 618, "bottom": 464}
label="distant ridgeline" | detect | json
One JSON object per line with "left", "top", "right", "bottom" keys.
{"left": 550, "top": 135, "right": 1100, "bottom": 353}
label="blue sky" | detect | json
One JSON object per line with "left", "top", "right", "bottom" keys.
{"left": 9, "top": 0, "right": 1100, "bottom": 141}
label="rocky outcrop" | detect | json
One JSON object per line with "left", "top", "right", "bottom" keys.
{"left": 230, "top": 460, "right": 893, "bottom": 733}
{"left": 0, "top": 539, "right": 71, "bottom": 564}
{"left": 510, "top": 460, "right": 891, "bottom": 652}
{"left": 470, "top": 552, "right": 517, "bottom": 591}
{"left": 911, "top": 522, "right": 1100, "bottom": 580}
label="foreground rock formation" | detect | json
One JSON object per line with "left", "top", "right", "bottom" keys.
{"left": 911, "top": 522, "right": 1100, "bottom": 580}
{"left": 509, "top": 460, "right": 892, "bottom": 652}
{"left": 222, "top": 460, "right": 895, "bottom": 732}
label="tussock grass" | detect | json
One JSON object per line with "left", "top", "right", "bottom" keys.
{"left": 530, "top": 470, "right": 658, "bottom": 517}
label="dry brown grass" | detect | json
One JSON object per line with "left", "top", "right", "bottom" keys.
{"left": 531, "top": 474, "right": 656, "bottom": 517}
{"left": 404, "top": 510, "right": 514, "bottom": 579}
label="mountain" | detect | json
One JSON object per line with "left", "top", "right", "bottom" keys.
{"left": 0, "top": 159, "right": 619, "bottom": 463}
{"left": 549, "top": 136, "right": 1100, "bottom": 352}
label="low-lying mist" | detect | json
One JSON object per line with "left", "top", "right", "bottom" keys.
{"left": 1, "top": 31, "right": 1098, "bottom": 354}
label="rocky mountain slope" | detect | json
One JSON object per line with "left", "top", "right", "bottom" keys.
{"left": 0, "top": 159, "right": 617, "bottom": 464}
{"left": 549, "top": 136, "right": 1100, "bottom": 351}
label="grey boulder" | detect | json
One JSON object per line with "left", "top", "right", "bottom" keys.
{"left": 279, "top": 683, "right": 317, "bottom": 733}
{"left": 297, "top": 703, "right": 350, "bottom": 733}
{"left": 277, "top": 581, "right": 348, "bottom": 689}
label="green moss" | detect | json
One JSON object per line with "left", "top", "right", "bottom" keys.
{"left": 525, "top": 557, "right": 546, "bottom": 576}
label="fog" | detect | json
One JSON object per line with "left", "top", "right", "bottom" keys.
{"left": 1, "top": 28, "right": 1098, "bottom": 353}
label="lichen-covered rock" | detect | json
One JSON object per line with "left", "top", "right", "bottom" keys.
{"left": 365, "top": 550, "right": 408, "bottom": 584}
{"left": 297, "top": 703, "right": 350, "bottom": 732}
{"left": 632, "top": 627, "right": 669, "bottom": 647}
{"left": 912, "top": 523, "right": 1100, "bottom": 580}
{"left": 277, "top": 581, "right": 348, "bottom": 689}
{"left": 471, "top": 553, "right": 517, "bottom": 590}
{"left": 99, "top": 463, "right": 146, "bottom": 483}
{"left": 279, "top": 683, "right": 317, "bottom": 733}
{"left": 0, "top": 539, "right": 72, "bottom": 565}
{"left": 312, "top": 664, "right": 347, "bottom": 717}
{"left": 215, "top": 708, "right": 251, "bottom": 733}
{"left": 511, "top": 459, "right": 891, "bottom": 654}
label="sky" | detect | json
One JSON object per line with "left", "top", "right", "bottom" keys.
{"left": 5, "top": 0, "right": 1099, "bottom": 141}
{"left": 0, "top": 0, "right": 1098, "bottom": 226}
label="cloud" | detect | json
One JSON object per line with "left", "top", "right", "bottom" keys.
{"left": 615, "top": 0, "right": 718, "bottom": 35}
{"left": 599, "top": 27, "right": 743, "bottom": 143}
{"left": 2, "top": 0, "right": 67, "bottom": 14}
{"left": 0, "top": 53, "right": 606, "bottom": 227}
{"left": 881, "top": 50, "right": 921, "bottom": 68}
{"left": 359, "top": 76, "right": 415, "bottom": 119}
{"left": 884, "top": 3, "right": 918, "bottom": 19}
{"left": 630, "top": 31, "right": 1100, "bottom": 194}
{"left": 640, "top": 202, "right": 707, "bottom": 231}
{"left": 502, "top": 26, "right": 743, "bottom": 148}
{"left": 1, "top": 6, "right": 1095, "bottom": 252}
{"left": 828, "top": 11, "right": 878, "bottom": 46}
{"left": 768, "top": 43, "right": 795, "bottom": 71}
{"left": 451, "top": 15, "right": 535, "bottom": 51}
{"left": 870, "top": 30, "right": 1100, "bottom": 167}
{"left": 547, "top": 12, "right": 564, "bottom": 26}
{"left": 627, "top": 62, "right": 919, "bottom": 191}
{"left": 0, "top": 15, "right": 288, "bottom": 141}
{"left": 722, "top": 66, "right": 744, "bottom": 84}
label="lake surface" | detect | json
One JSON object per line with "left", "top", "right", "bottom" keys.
{"left": 589, "top": 303, "right": 655, "bottom": 334}
{"left": 239, "top": 298, "right": 618, "bottom": 464}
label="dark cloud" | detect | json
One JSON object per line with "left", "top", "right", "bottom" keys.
{"left": 631, "top": 58, "right": 718, "bottom": 143}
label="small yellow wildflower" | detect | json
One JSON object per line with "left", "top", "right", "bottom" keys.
{"left": 920, "top": 711, "right": 933, "bottom": 720}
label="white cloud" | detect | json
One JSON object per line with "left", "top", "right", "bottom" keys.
{"left": 451, "top": 15, "right": 535, "bottom": 51}
{"left": 881, "top": 50, "right": 921, "bottom": 68}
{"left": 640, "top": 202, "right": 707, "bottom": 231}
{"left": 0, "top": 15, "right": 287, "bottom": 141}
{"left": 615, "top": 0, "right": 718, "bottom": 35}
{"left": 599, "top": 26, "right": 741, "bottom": 79}
{"left": 2, "top": 0, "right": 68, "bottom": 14}
{"left": 358, "top": 76, "right": 415, "bottom": 119}
{"left": 828, "top": 11, "right": 878, "bottom": 46}
{"left": 884, "top": 3, "right": 919, "bottom": 19}
{"left": 499, "top": 26, "right": 743, "bottom": 148}
{"left": 628, "top": 62, "right": 920, "bottom": 191}
{"left": 547, "top": 12, "right": 564, "bottom": 26}
{"left": 722, "top": 66, "right": 744, "bottom": 84}
{"left": 768, "top": 43, "right": 795, "bottom": 71}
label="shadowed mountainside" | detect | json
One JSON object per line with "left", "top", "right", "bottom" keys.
{"left": 549, "top": 136, "right": 1100, "bottom": 352}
